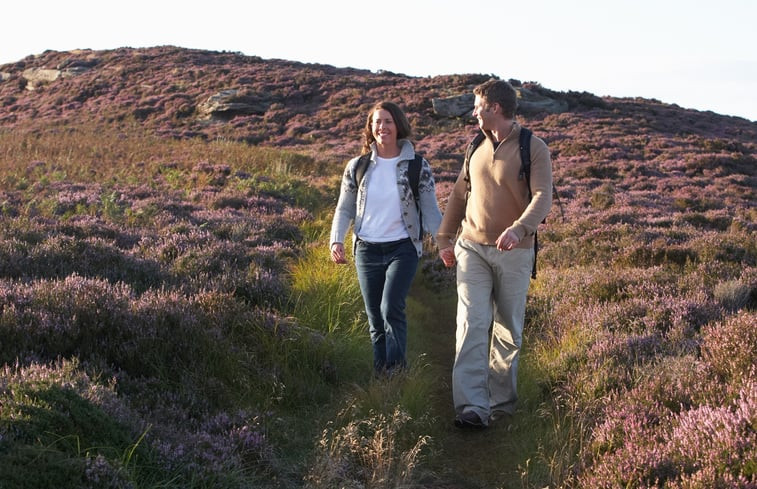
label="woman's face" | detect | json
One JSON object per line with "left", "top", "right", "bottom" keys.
{"left": 371, "top": 109, "right": 397, "bottom": 147}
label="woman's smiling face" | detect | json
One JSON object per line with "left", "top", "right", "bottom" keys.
{"left": 371, "top": 109, "right": 397, "bottom": 147}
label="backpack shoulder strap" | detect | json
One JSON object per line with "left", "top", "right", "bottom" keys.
{"left": 354, "top": 154, "right": 371, "bottom": 187}
{"left": 518, "top": 126, "right": 539, "bottom": 280}
{"left": 408, "top": 154, "right": 422, "bottom": 201}
{"left": 518, "top": 126, "right": 563, "bottom": 221}
{"left": 464, "top": 132, "right": 487, "bottom": 194}
{"left": 402, "top": 154, "right": 424, "bottom": 240}
{"left": 518, "top": 127, "right": 533, "bottom": 199}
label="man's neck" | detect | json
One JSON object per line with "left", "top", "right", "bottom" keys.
{"left": 490, "top": 120, "right": 516, "bottom": 143}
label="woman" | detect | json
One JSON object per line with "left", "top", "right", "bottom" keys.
{"left": 330, "top": 101, "right": 443, "bottom": 376}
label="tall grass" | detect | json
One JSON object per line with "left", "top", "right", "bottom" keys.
{"left": 305, "top": 404, "right": 430, "bottom": 489}
{"left": 1, "top": 102, "right": 755, "bottom": 488}
{"left": 289, "top": 232, "right": 365, "bottom": 336}
{"left": 287, "top": 229, "right": 445, "bottom": 488}
{"left": 0, "top": 124, "right": 326, "bottom": 182}
{"left": 0, "top": 123, "right": 355, "bottom": 488}
{"left": 0, "top": 121, "right": 447, "bottom": 488}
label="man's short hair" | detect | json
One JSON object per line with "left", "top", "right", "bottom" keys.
{"left": 474, "top": 79, "right": 518, "bottom": 118}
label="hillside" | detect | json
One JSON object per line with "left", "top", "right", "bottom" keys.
{"left": 3, "top": 46, "right": 755, "bottom": 213}
{"left": 4, "top": 46, "right": 753, "bottom": 165}
{"left": 0, "top": 46, "right": 755, "bottom": 488}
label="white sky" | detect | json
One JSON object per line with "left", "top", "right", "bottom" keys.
{"left": 2, "top": 0, "right": 756, "bottom": 121}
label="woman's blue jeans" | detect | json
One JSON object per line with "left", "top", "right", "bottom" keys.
{"left": 355, "top": 237, "right": 419, "bottom": 374}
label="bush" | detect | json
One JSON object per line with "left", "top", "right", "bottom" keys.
{"left": 701, "top": 311, "right": 757, "bottom": 385}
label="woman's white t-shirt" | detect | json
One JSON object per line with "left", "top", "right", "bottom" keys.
{"left": 358, "top": 156, "right": 409, "bottom": 242}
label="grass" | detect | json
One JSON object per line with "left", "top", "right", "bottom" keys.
{"left": 0, "top": 114, "right": 754, "bottom": 488}
{"left": 0, "top": 359, "right": 156, "bottom": 488}
{"left": 0, "top": 123, "right": 326, "bottom": 181}
{"left": 0, "top": 124, "right": 345, "bottom": 488}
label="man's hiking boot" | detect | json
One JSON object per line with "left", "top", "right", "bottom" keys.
{"left": 454, "top": 410, "right": 487, "bottom": 429}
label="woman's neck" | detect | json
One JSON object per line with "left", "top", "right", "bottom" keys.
{"left": 375, "top": 142, "right": 401, "bottom": 159}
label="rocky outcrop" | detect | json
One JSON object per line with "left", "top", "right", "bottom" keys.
{"left": 432, "top": 93, "right": 475, "bottom": 117}
{"left": 432, "top": 87, "right": 569, "bottom": 118}
{"left": 22, "top": 68, "right": 62, "bottom": 88}
{"left": 197, "top": 89, "right": 271, "bottom": 120}
{"left": 22, "top": 65, "right": 93, "bottom": 90}
{"left": 516, "top": 86, "right": 569, "bottom": 115}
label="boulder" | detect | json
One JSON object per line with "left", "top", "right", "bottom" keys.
{"left": 21, "top": 66, "right": 92, "bottom": 90}
{"left": 432, "top": 87, "right": 569, "bottom": 118}
{"left": 516, "top": 87, "right": 569, "bottom": 115}
{"left": 432, "top": 93, "right": 474, "bottom": 117}
{"left": 197, "top": 89, "right": 270, "bottom": 120}
{"left": 22, "top": 68, "right": 61, "bottom": 88}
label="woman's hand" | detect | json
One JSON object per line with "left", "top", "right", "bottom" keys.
{"left": 439, "top": 246, "right": 455, "bottom": 268}
{"left": 331, "top": 243, "right": 347, "bottom": 264}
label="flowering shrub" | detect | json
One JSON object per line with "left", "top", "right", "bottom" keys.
{"left": 526, "top": 117, "right": 755, "bottom": 484}
{"left": 0, "top": 124, "right": 322, "bottom": 486}
{"left": 701, "top": 311, "right": 757, "bottom": 386}
{"left": 581, "top": 374, "right": 756, "bottom": 488}
{"left": 1, "top": 46, "right": 755, "bottom": 488}
{"left": 0, "top": 358, "right": 275, "bottom": 487}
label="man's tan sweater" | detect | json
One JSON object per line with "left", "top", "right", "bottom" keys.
{"left": 436, "top": 124, "right": 552, "bottom": 249}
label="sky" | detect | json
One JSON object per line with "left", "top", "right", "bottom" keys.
{"left": 2, "top": 0, "right": 756, "bottom": 122}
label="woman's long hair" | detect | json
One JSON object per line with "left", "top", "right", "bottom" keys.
{"left": 361, "top": 101, "right": 412, "bottom": 154}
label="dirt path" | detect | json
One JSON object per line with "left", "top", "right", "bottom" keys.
{"left": 408, "top": 276, "right": 551, "bottom": 489}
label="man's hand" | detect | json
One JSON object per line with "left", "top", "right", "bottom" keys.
{"left": 439, "top": 246, "right": 455, "bottom": 268}
{"left": 496, "top": 229, "right": 520, "bottom": 251}
{"left": 331, "top": 243, "right": 347, "bottom": 264}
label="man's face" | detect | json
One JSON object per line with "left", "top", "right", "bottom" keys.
{"left": 472, "top": 95, "right": 495, "bottom": 131}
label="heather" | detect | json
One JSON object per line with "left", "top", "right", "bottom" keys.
{"left": 1, "top": 47, "right": 756, "bottom": 488}
{"left": 0, "top": 123, "right": 333, "bottom": 486}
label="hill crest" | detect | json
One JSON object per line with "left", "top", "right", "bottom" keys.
{"left": 2, "top": 45, "right": 754, "bottom": 169}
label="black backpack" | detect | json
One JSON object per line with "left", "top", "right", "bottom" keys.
{"left": 354, "top": 153, "right": 424, "bottom": 239}
{"left": 463, "top": 127, "right": 561, "bottom": 279}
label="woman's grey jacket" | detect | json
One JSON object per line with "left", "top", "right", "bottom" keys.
{"left": 330, "top": 139, "right": 443, "bottom": 257}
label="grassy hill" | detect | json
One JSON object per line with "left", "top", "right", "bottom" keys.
{"left": 0, "top": 46, "right": 755, "bottom": 488}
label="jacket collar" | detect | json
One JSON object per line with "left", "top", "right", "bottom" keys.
{"left": 370, "top": 139, "right": 415, "bottom": 161}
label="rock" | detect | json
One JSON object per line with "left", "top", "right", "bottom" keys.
{"left": 57, "top": 57, "right": 99, "bottom": 70}
{"left": 432, "top": 93, "right": 475, "bottom": 117}
{"left": 22, "top": 68, "right": 61, "bottom": 88}
{"left": 432, "top": 86, "right": 569, "bottom": 118}
{"left": 21, "top": 65, "right": 92, "bottom": 90}
{"left": 516, "top": 86, "right": 569, "bottom": 115}
{"left": 197, "top": 89, "right": 271, "bottom": 120}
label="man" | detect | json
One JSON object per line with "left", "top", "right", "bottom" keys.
{"left": 437, "top": 79, "right": 552, "bottom": 428}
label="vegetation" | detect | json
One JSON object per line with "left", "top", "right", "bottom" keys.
{"left": 0, "top": 47, "right": 755, "bottom": 488}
